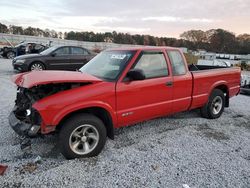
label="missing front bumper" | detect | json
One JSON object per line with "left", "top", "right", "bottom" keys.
{"left": 8, "top": 111, "right": 40, "bottom": 137}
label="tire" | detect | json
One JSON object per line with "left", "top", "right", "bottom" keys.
{"left": 200, "top": 89, "right": 225, "bottom": 119}
{"left": 59, "top": 113, "right": 107, "bottom": 159}
{"left": 7, "top": 51, "right": 15, "bottom": 59}
{"left": 29, "top": 62, "right": 45, "bottom": 71}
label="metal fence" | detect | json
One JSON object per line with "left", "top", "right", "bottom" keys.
{"left": 0, "top": 33, "right": 141, "bottom": 50}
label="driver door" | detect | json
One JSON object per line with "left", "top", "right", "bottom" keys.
{"left": 116, "top": 51, "right": 173, "bottom": 127}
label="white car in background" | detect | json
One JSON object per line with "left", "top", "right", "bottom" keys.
{"left": 197, "top": 59, "right": 231, "bottom": 67}
{"left": 197, "top": 59, "right": 250, "bottom": 94}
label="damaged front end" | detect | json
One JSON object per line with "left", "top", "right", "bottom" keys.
{"left": 9, "top": 83, "right": 86, "bottom": 138}
{"left": 9, "top": 87, "right": 42, "bottom": 138}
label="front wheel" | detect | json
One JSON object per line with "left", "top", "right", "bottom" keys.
{"left": 30, "top": 62, "right": 45, "bottom": 71}
{"left": 7, "top": 51, "right": 15, "bottom": 59}
{"left": 201, "top": 89, "right": 225, "bottom": 119}
{"left": 59, "top": 114, "right": 107, "bottom": 159}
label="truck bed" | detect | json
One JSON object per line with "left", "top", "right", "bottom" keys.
{"left": 188, "top": 64, "right": 230, "bottom": 71}
{"left": 188, "top": 64, "right": 241, "bottom": 110}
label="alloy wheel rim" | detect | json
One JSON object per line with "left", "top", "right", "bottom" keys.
{"left": 212, "top": 96, "right": 223, "bottom": 115}
{"left": 69, "top": 124, "right": 99, "bottom": 155}
{"left": 8, "top": 52, "right": 15, "bottom": 59}
{"left": 31, "top": 64, "right": 43, "bottom": 71}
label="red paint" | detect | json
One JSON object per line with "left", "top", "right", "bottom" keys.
{"left": 0, "top": 165, "right": 8, "bottom": 176}
{"left": 12, "top": 47, "right": 241, "bottom": 133}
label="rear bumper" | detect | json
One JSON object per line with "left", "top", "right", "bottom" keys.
{"left": 8, "top": 110, "right": 40, "bottom": 137}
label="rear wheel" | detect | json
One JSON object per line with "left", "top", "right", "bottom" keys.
{"left": 30, "top": 62, "right": 45, "bottom": 71}
{"left": 7, "top": 51, "right": 15, "bottom": 59}
{"left": 201, "top": 89, "right": 225, "bottom": 119}
{"left": 59, "top": 114, "right": 107, "bottom": 159}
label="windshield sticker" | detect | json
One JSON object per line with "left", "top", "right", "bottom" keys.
{"left": 110, "top": 54, "right": 127, "bottom": 60}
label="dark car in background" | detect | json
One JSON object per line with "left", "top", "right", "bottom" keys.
{"left": 12, "top": 45, "right": 95, "bottom": 72}
{"left": 0, "top": 42, "right": 46, "bottom": 59}
{"left": 241, "top": 74, "right": 250, "bottom": 94}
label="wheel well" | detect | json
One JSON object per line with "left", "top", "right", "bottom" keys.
{"left": 214, "top": 85, "right": 229, "bottom": 107}
{"left": 57, "top": 107, "right": 114, "bottom": 139}
{"left": 29, "top": 61, "right": 46, "bottom": 70}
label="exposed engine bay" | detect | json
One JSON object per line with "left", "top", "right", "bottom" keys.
{"left": 13, "top": 82, "right": 88, "bottom": 125}
{"left": 9, "top": 82, "right": 90, "bottom": 151}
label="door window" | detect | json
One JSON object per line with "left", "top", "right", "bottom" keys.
{"left": 54, "top": 47, "right": 70, "bottom": 55}
{"left": 72, "top": 47, "right": 89, "bottom": 55}
{"left": 133, "top": 52, "right": 168, "bottom": 79}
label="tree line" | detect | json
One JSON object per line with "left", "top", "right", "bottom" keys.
{"left": 0, "top": 22, "right": 249, "bottom": 54}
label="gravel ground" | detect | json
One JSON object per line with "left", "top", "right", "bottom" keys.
{"left": 0, "top": 58, "right": 250, "bottom": 188}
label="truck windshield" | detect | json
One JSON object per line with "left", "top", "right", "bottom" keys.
{"left": 80, "top": 50, "right": 135, "bottom": 81}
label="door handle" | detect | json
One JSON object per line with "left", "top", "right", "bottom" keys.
{"left": 165, "top": 81, "right": 173, "bottom": 87}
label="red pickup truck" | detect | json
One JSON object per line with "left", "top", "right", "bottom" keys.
{"left": 9, "top": 47, "right": 241, "bottom": 159}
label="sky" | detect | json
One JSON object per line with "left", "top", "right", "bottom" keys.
{"left": 0, "top": 0, "right": 249, "bottom": 38}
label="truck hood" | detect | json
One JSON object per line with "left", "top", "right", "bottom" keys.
{"left": 12, "top": 71, "right": 102, "bottom": 88}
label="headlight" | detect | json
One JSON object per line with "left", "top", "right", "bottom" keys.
{"left": 26, "top": 109, "right": 31, "bottom": 116}
{"left": 15, "top": 59, "right": 25, "bottom": 64}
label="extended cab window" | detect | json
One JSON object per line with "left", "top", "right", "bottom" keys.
{"left": 167, "top": 50, "right": 186, "bottom": 75}
{"left": 134, "top": 52, "right": 168, "bottom": 79}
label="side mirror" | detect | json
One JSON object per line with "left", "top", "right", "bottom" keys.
{"left": 51, "top": 52, "right": 57, "bottom": 57}
{"left": 126, "top": 69, "right": 146, "bottom": 81}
